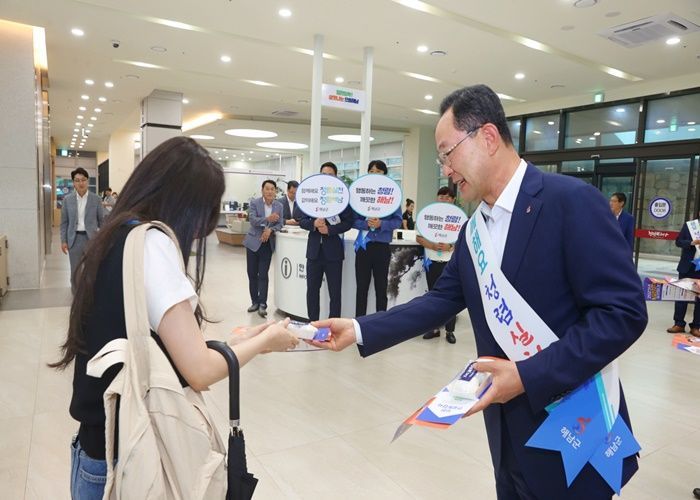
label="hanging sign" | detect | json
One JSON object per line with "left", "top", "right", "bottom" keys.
{"left": 321, "top": 84, "right": 366, "bottom": 112}
{"left": 296, "top": 173, "right": 349, "bottom": 218}
{"left": 349, "top": 175, "right": 402, "bottom": 218}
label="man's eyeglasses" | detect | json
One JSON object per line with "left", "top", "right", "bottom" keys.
{"left": 435, "top": 125, "right": 483, "bottom": 169}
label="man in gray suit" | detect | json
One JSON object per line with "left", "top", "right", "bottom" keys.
{"left": 243, "top": 179, "right": 284, "bottom": 318}
{"left": 60, "top": 167, "right": 104, "bottom": 291}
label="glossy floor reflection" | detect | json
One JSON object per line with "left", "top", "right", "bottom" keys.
{"left": 0, "top": 232, "right": 698, "bottom": 499}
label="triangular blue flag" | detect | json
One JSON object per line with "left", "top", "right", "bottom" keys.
{"left": 588, "top": 417, "right": 641, "bottom": 495}
{"left": 423, "top": 255, "right": 432, "bottom": 272}
{"left": 692, "top": 257, "right": 700, "bottom": 271}
{"left": 354, "top": 230, "right": 368, "bottom": 252}
{"left": 526, "top": 378, "right": 607, "bottom": 486}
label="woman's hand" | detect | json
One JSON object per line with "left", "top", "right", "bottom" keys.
{"left": 260, "top": 318, "right": 299, "bottom": 352}
{"left": 228, "top": 320, "right": 273, "bottom": 346}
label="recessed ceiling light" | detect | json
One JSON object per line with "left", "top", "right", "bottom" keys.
{"left": 656, "top": 119, "right": 666, "bottom": 124}
{"left": 593, "top": 131, "right": 601, "bottom": 136}
{"left": 589, "top": 137, "right": 596, "bottom": 140}
{"left": 688, "top": 121, "right": 696, "bottom": 125}
{"left": 424, "top": 94, "right": 433, "bottom": 101}
{"left": 256, "top": 141, "right": 308, "bottom": 150}
{"left": 266, "top": 154, "right": 270, "bottom": 158}
{"left": 104, "top": 81, "right": 114, "bottom": 88}
{"left": 84, "top": 79, "right": 94, "bottom": 85}
{"left": 335, "top": 76, "right": 344, "bottom": 83}
{"left": 78, "top": 106, "right": 86, "bottom": 111}
{"left": 220, "top": 55, "right": 232, "bottom": 63}
{"left": 98, "top": 97, "right": 107, "bottom": 102}
{"left": 666, "top": 37, "right": 681, "bottom": 46}
{"left": 242, "top": 79, "right": 276, "bottom": 87}
{"left": 94, "top": 108, "right": 101, "bottom": 113}
{"left": 575, "top": 138, "right": 582, "bottom": 143}
{"left": 547, "top": 121, "right": 555, "bottom": 125}
{"left": 225, "top": 129, "right": 278, "bottom": 138}
{"left": 90, "top": 116, "right": 97, "bottom": 121}
{"left": 689, "top": 128, "right": 697, "bottom": 132}
{"left": 278, "top": 8, "right": 292, "bottom": 17}
{"left": 218, "top": 157, "right": 222, "bottom": 161}
{"left": 72, "top": 134, "right": 78, "bottom": 138}
{"left": 514, "top": 73, "right": 525, "bottom": 80}
{"left": 182, "top": 98, "right": 190, "bottom": 104}
{"left": 75, "top": 122, "right": 82, "bottom": 126}
{"left": 77, "top": 115, "right": 84, "bottom": 119}
{"left": 615, "top": 108, "right": 626, "bottom": 113}
{"left": 606, "top": 120, "right": 622, "bottom": 127}
{"left": 416, "top": 108, "right": 439, "bottom": 115}
{"left": 532, "top": 130, "right": 541, "bottom": 135}
{"left": 81, "top": 95, "right": 89, "bottom": 100}
{"left": 87, "top": 123, "right": 94, "bottom": 127}
{"left": 573, "top": 0, "right": 598, "bottom": 7}
{"left": 189, "top": 134, "right": 215, "bottom": 140}
{"left": 417, "top": 45, "right": 428, "bottom": 53}
{"left": 71, "top": 28, "right": 84, "bottom": 37}
{"left": 328, "top": 134, "right": 375, "bottom": 143}
{"left": 73, "top": 128, "right": 79, "bottom": 132}
{"left": 249, "top": 150, "right": 254, "bottom": 153}
{"left": 150, "top": 46, "right": 167, "bottom": 52}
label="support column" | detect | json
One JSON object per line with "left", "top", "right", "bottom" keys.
{"left": 309, "top": 35, "right": 323, "bottom": 171}
{"left": 108, "top": 130, "right": 137, "bottom": 192}
{"left": 140, "top": 89, "right": 182, "bottom": 159}
{"left": 359, "top": 47, "right": 374, "bottom": 170}
{"left": 402, "top": 125, "right": 439, "bottom": 213}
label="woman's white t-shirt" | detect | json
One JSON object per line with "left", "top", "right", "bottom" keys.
{"left": 143, "top": 230, "right": 198, "bottom": 332}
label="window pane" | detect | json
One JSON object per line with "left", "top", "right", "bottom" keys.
{"left": 525, "top": 114, "right": 559, "bottom": 151}
{"left": 565, "top": 104, "right": 639, "bottom": 148}
{"left": 507, "top": 119, "right": 521, "bottom": 152}
{"left": 644, "top": 93, "right": 700, "bottom": 143}
{"left": 534, "top": 163, "right": 557, "bottom": 173}
{"left": 561, "top": 160, "right": 594, "bottom": 173}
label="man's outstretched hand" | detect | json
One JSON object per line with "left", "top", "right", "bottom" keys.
{"left": 308, "top": 318, "right": 357, "bottom": 351}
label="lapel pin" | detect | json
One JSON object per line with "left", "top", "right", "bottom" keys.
{"left": 526, "top": 205, "right": 532, "bottom": 214}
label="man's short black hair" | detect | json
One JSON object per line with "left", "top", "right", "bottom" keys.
{"left": 439, "top": 84, "right": 513, "bottom": 146}
{"left": 367, "top": 160, "right": 388, "bottom": 175}
{"left": 437, "top": 186, "right": 455, "bottom": 198}
{"left": 287, "top": 180, "right": 299, "bottom": 190}
{"left": 611, "top": 192, "right": 627, "bottom": 205}
{"left": 320, "top": 161, "right": 338, "bottom": 175}
{"left": 71, "top": 167, "right": 89, "bottom": 180}
{"left": 262, "top": 179, "right": 277, "bottom": 189}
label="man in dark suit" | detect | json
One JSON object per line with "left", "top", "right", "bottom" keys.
{"left": 298, "top": 162, "right": 354, "bottom": 321}
{"left": 280, "top": 180, "right": 299, "bottom": 226}
{"left": 243, "top": 180, "right": 284, "bottom": 318}
{"left": 666, "top": 216, "right": 700, "bottom": 336}
{"left": 311, "top": 85, "right": 647, "bottom": 499}
{"left": 609, "top": 192, "right": 635, "bottom": 252}
{"left": 60, "top": 167, "right": 104, "bottom": 291}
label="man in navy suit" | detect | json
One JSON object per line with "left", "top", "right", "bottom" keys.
{"left": 666, "top": 217, "right": 700, "bottom": 336}
{"left": 610, "top": 192, "right": 635, "bottom": 252}
{"left": 298, "top": 162, "right": 354, "bottom": 321}
{"left": 312, "top": 85, "right": 647, "bottom": 499}
{"left": 243, "top": 179, "right": 284, "bottom": 318}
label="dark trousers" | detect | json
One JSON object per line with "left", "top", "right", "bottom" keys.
{"left": 306, "top": 258, "right": 343, "bottom": 321}
{"left": 425, "top": 260, "right": 456, "bottom": 332}
{"left": 673, "top": 271, "right": 700, "bottom": 328}
{"left": 495, "top": 424, "right": 538, "bottom": 500}
{"left": 355, "top": 242, "right": 391, "bottom": 317}
{"left": 246, "top": 242, "right": 272, "bottom": 306}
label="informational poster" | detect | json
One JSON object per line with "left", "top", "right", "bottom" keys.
{"left": 415, "top": 202, "right": 468, "bottom": 244}
{"left": 296, "top": 174, "right": 349, "bottom": 218}
{"left": 349, "top": 174, "right": 402, "bottom": 218}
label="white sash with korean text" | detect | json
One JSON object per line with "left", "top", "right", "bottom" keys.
{"left": 466, "top": 204, "right": 620, "bottom": 425}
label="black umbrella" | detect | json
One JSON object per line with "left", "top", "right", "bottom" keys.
{"left": 207, "top": 340, "right": 259, "bottom": 500}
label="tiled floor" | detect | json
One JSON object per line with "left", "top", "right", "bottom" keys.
{"left": 0, "top": 232, "right": 698, "bottom": 499}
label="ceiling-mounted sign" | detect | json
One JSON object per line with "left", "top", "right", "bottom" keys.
{"left": 321, "top": 84, "right": 366, "bottom": 112}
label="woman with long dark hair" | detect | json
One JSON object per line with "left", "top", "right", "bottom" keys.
{"left": 50, "top": 136, "right": 298, "bottom": 499}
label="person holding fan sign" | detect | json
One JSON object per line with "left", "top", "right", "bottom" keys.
{"left": 666, "top": 214, "right": 700, "bottom": 337}
{"left": 352, "top": 160, "right": 403, "bottom": 317}
{"left": 309, "top": 84, "right": 646, "bottom": 499}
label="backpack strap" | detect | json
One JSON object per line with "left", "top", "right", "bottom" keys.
{"left": 86, "top": 339, "right": 128, "bottom": 378}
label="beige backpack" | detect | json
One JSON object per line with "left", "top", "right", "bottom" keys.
{"left": 86, "top": 222, "right": 227, "bottom": 499}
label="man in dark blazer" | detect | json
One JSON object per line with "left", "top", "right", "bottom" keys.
{"left": 311, "top": 85, "right": 647, "bottom": 499}
{"left": 298, "top": 162, "right": 354, "bottom": 321}
{"left": 610, "top": 192, "right": 635, "bottom": 252}
{"left": 60, "top": 167, "right": 104, "bottom": 291}
{"left": 243, "top": 179, "right": 284, "bottom": 318}
{"left": 280, "top": 180, "right": 299, "bottom": 226}
{"left": 666, "top": 216, "right": 700, "bottom": 336}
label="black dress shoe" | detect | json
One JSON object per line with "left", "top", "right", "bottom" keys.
{"left": 247, "top": 304, "right": 259, "bottom": 313}
{"left": 422, "top": 329, "right": 440, "bottom": 340}
{"left": 693, "top": 487, "right": 700, "bottom": 500}
{"left": 258, "top": 305, "right": 268, "bottom": 318}
{"left": 445, "top": 331, "right": 456, "bottom": 344}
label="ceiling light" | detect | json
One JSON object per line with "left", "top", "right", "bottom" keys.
{"left": 77, "top": 115, "right": 84, "bottom": 119}
{"left": 575, "top": 138, "right": 582, "bottom": 143}
{"left": 424, "top": 94, "right": 433, "bottom": 101}
{"left": 182, "top": 98, "right": 190, "bottom": 104}
{"left": 98, "top": 97, "right": 107, "bottom": 102}
{"left": 72, "top": 134, "right": 78, "bottom": 138}
{"left": 266, "top": 154, "right": 270, "bottom": 158}
{"left": 256, "top": 141, "right": 308, "bottom": 150}
{"left": 589, "top": 137, "right": 596, "bottom": 140}
{"left": 417, "top": 45, "right": 428, "bottom": 53}
{"left": 656, "top": 119, "right": 666, "bottom": 124}
{"left": 328, "top": 134, "right": 375, "bottom": 143}
{"left": 73, "top": 128, "right": 79, "bottom": 132}
{"left": 335, "top": 76, "right": 344, "bottom": 83}
{"left": 573, "top": 0, "right": 598, "bottom": 7}
{"left": 655, "top": 130, "right": 661, "bottom": 135}
{"left": 249, "top": 150, "right": 254, "bottom": 153}
{"left": 278, "top": 8, "right": 292, "bottom": 17}
{"left": 593, "top": 131, "right": 601, "bottom": 136}
{"left": 181, "top": 112, "right": 223, "bottom": 132}
{"left": 514, "top": 72, "right": 525, "bottom": 80}
{"left": 220, "top": 55, "right": 232, "bottom": 63}
{"left": 688, "top": 121, "right": 696, "bottom": 125}
{"left": 122, "top": 60, "right": 164, "bottom": 69}
{"left": 615, "top": 108, "right": 625, "bottom": 113}
{"left": 225, "top": 129, "right": 277, "bottom": 138}
{"left": 689, "top": 128, "right": 697, "bottom": 132}
{"left": 606, "top": 120, "right": 622, "bottom": 127}
{"left": 666, "top": 37, "right": 681, "bottom": 46}
{"left": 78, "top": 106, "right": 86, "bottom": 111}
{"left": 415, "top": 108, "right": 439, "bottom": 115}
{"left": 78, "top": 146, "right": 83, "bottom": 149}
{"left": 81, "top": 95, "right": 89, "bottom": 100}
{"left": 94, "top": 108, "right": 101, "bottom": 113}
{"left": 75, "top": 122, "right": 82, "bottom": 126}
{"left": 87, "top": 123, "right": 94, "bottom": 127}
{"left": 84, "top": 79, "right": 94, "bottom": 85}
{"left": 242, "top": 79, "right": 276, "bottom": 87}
{"left": 218, "top": 157, "right": 222, "bottom": 161}
{"left": 71, "top": 28, "right": 84, "bottom": 37}
{"left": 190, "top": 135, "right": 215, "bottom": 140}
{"left": 104, "top": 81, "right": 114, "bottom": 88}
{"left": 532, "top": 130, "right": 541, "bottom": 135}
{"left": 90, "top": 116, "right": 97, "bottom": 121}
{"left": 547, "top": 121, "right": 555, "bottom": 125}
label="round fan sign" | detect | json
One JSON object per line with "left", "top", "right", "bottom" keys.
{"left": 415, "top": 202, "right": 468, "bottom": 244}
{"left": 296, "top": 173, "right": 349, "bottom": 217}
{"left": 349, "top": 174, "right": 402, "bottom": 218}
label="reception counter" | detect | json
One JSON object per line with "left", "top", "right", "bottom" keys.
{"left": 274, "top": 228, "right": 428, "bottom": 320}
